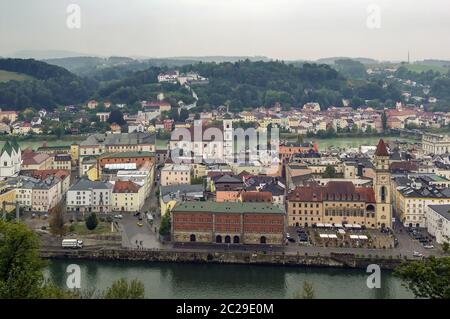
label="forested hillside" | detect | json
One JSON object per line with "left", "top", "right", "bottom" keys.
{"left": 0, "top": 58, "right": 406, "bottom": 112}
{"left": 0, "top": 58, "right": 92, "bottom": 109}
{"left": 181, "top": 60, "right": 401, "bottom": 111}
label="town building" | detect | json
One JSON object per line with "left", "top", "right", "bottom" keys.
{"left": 422, "top": 132, "right": 450, "bottom": 155}
{"left": 160, "top": 164, "right": 191, "bottom": 186}
{"left": 0, "top": 140, "right": 21, "bottom": 177}
{"left": 159, "top": 184, "right": 204, "bottom": 215}
{"left": 21, "top": 149, "right": 53, "bottom": 170}
{"left": 31, "top": 176, "right": 62, "bottom": 212}
{"left": 52, "top": 154, "right": 71, "bottom": 170}
{"left": 112, "top": 180, "right": 145, "bottom": 212}
{"left": 66, "top": 179, "right": 112, "bottom": 213}
{"left": 171, "top": 202, "right": 286, "bottom": 245}
{"left": 286, "top": 139, "right": 392, "bottom": 229}
{"left": 78, "top": 132, "right": 155, "bottom": 157}
{"left": 426, "top": 205, "right": 450, "bottom": 244}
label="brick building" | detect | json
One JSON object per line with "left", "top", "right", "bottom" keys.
{"left": 98, "top": 151, "right": 154, "bottom": 169}
{"left": 171, "top": 202, "right": 285, "bottom": 245}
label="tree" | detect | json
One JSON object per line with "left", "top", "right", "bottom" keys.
{"left": 381, "top": 111, "right": 388, "bottom": 132}
{"left": 85, "top": 213, "right": 98, "bottom": 231}
{"left": 159, "top": 212, "right": 171, "bottom": 237}
{"left": 49, "top": 203, "right": 66, "bottom": 236}
{"left": 323, "top": 165, "right": 337, "bottom": 178}
{"left": 103, "top": 278, "right": 145, "bottom": 299}
{"left": 0, "top": 220, "right": 47, "bottom": 298}
{"left": 443, "top": 242, "right": 449, "bottom": 254}
{"left": 108, "top": 110, "right": 125, "bottom": 126}
{"left": 293, "top": 281, "right": 315, "bottom": 299}
{"left": 394, "top": 256, "right": 450, "bottom": 299}
{"left": 179, "top": 108, "right": 189, "bottom": 122}
{"left": 302, "top": 281, "right": 315, "bottom": 299}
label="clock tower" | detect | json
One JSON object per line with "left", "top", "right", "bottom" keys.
{"left": 373, "top": 139, "right": 392, "bottom": 229}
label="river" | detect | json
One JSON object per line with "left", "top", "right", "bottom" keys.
{"left": 45, "top": 260, "right": 414, "bottom": 299}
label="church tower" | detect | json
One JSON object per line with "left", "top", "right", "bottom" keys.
{"left": 373, "top": 139, "right": 392, "bottom": 229}
{"left": 223, "top": 119, "right": 233, "bottom": 164}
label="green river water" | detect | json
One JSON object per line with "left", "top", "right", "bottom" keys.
{"left": 45, "top": 260, "right": 414, "bottom": 299}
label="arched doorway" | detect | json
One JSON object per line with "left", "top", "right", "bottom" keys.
{"left": 305, "top": 223, "right": 308, "bottom": 227}
{"left": 366, "top": 204, "right": 375, "bottom": 212}
{"left": 260, "top": 236, "right": 267, "bottom": 244}
{"left": 190, "top": 234, "right": 196, "bottom": 242}
{"left": 216, "top": 235, "right": 222, "bottom": 243}
{"left": 225, "top": 235, "right": 231, "bottom": 244}
{"left": 295, "top": 222, "right": 299, "bottom": 227}
{"left": 233, "top": 236, "right": 240, "bottom": 244}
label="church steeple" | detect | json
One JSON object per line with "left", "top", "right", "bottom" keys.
{"left": 373, "top": 139, "right": 392, "bottom": 229}
{"left": 375, "top": 139, "right": 389, "bottom": 157}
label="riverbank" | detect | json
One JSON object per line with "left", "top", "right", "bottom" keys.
{"left": 39, "top": 247, "right": 407, "bottom": 270}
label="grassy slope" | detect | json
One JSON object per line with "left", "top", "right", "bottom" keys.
{"left": 0, "top": 69, "right": 34, "bottom": 82}
{"left": 367, "top": 62, "right": 449, "bottom": 74}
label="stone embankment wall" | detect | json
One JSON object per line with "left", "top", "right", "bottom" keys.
{"left": 40, "top": 248, "right": 406, "bottom": 270}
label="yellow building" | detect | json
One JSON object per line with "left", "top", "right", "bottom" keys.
{"left": 0, "top": 184, "right": 16, "bottom": 213}
{"left": 392, "top": 184, "right": 450, "bottom": 227}
{"left": 112, "top": 181, "right": 145, "bottom": 212}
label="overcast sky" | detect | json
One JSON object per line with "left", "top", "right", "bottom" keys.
{"left": 1, "top": 0, "right": 449, "bottom": 61}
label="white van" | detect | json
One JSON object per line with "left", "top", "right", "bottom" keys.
{"left": 62, "top": 239, "right": 83, "bottom": 249}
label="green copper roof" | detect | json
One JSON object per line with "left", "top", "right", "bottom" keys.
{"left": 172, "top": 201, "right": 285, "bottom": 214}
{"left": 0, "top": 140, "right": 21, "bottom": 156}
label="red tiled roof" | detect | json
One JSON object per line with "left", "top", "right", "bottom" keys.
{"left": 31, "top": 169, "right": 69, "bottom": 180}
{"left": 287, "top": 186, "right": 324, "bottom": 201}
{"left": 288, "top": 181, "right": 375, "bottom": 203}
{"left": 390, "top": 161, "right": 418, "bottom": 172}
{"left": 113, "top": 181, "right": 140, "bottom": 193}
{"left": 22, "top": 151, "right": 50, "bottom": 165}
{"left": 375, "top": 139, "right": 389, "bottom": 156}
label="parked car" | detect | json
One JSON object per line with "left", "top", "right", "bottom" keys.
{"left": 423, "top": 244, "right": 434, "bottom": 249}
{"left": 114, "top": 214, "right": 123, "bottom": 219}
{"left": 287, "top": 237, "right": 296, "bottom": 243}
{"left": 413, "top": 251, "right": 424, "bottom": 258}
{"left": 137, "top": 222, "right": 143, "bottom": 227}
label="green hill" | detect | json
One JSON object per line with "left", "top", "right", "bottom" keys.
{"left": 0, "top": 58, "right": 91, "bottom": 109}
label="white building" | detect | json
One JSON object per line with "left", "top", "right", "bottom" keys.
{"left": 0, "top": 140, "right": 21, "bottom": 177}
{"left": 426, "top": 205, "right": 450, "bottom": 244}
{"left": 66, "top": 179, "right": 113, "bottom": 213}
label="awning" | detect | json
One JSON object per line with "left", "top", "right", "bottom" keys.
{"left": 316, "top": 223, "right": 325, "bottom": 228}
{"left": 349, "top": 235, "right": 359, "bottom": 239}
{"left": 334, "top": 223, "right": 343, "bottom": 228}
{"left": 328, "top": 234, "right": 338, "bottom": 239}
{"left": 338, "top": 229, "right": 346, "bottom": 234}
{"left": 319, "top": 234, "right": 329, "bottom": 238}
{"left": 324, "top": 223, "right": 333, "bottom": 228}
{"left": 358, "top": 235, "right": 368, "bottom": 240}
{"left": 344, "top": 224, "right": 353, "bottom": 228}
{"left": 353, "top": 224, "right": 362, "bottom": 229}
